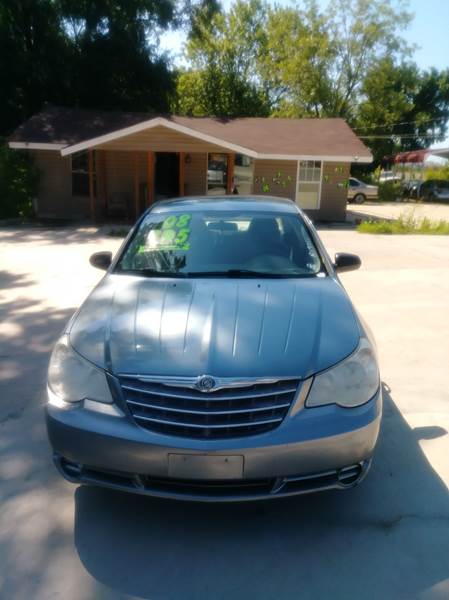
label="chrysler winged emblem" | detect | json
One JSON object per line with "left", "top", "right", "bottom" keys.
{"left": 195, "top": 375, "right": 216, "bottom": 392}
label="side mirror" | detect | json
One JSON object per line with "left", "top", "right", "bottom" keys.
{"left": 89, "top": 251, "right": 112, "bottom": 271}
{"left": 334, "top": 252, "right": 361, "bottom": 273}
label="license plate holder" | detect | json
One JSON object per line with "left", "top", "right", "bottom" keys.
{"left": 168, "top": 454, "right": 244, "bottom": 480}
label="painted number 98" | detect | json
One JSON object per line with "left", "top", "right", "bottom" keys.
{"left": 162, "top": 214, "right": 191, "bottom": 229}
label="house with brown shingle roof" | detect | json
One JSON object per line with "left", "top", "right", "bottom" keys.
{"left": 9, "top": 106, "right": 372, "bottom": 221}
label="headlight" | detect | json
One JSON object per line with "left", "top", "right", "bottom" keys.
{"left": 306, "top": 338, "right": 379, "bottom": 408}
{"left": 48, "top": 335, "right": 113, "bottom": 404}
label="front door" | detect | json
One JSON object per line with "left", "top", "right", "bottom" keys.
{"left": 155, "top": 153, "right": 179, "bottom": 200}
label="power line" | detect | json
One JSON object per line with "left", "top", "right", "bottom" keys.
{"left": 359, "top": 134, "right": 445, "bottom": 139}
{"left": 354, "top": 116, "right": 448, "bottom": 131}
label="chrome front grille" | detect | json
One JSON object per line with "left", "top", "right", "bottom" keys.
{"left": 118, "top": 376, "right": 300, "bottom": 439}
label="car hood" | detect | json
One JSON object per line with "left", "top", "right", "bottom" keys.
{"left": 69, "top": 274, "right": 361, "bottom": 379}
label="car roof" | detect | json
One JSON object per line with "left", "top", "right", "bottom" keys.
{"left": 149, "top": 195, "right": 301, "bottom": 215}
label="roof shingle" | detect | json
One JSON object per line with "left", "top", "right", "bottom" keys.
{"left": 9, "top": 106, "right": 371, "bottom": 160}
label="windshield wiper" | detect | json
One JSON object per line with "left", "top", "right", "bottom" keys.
{"left": 185, "top": 269, "right": 311, "bottom": 278}
{"left": 116, "top": 268, "right": 186, "bottom": 278}
{"left": 117, "top": 268, "right": 319, "bottom": 279}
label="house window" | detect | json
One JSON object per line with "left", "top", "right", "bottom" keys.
{"left": 207, "top": 153, "right": 228, "bottom": 195}
{"left": 207, "top": 153, "right": 254, "bottom": 195}
{"left": 296, "top": 160, "right": 322, "bottom": 209}
{"left": 234, "top": 154, "right": 254, "bottom": 195}
{"left": 71, "top": 151, "right": 96, "bottom": 197}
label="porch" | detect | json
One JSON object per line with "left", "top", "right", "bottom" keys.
{"left": 84, "top": 149, "right": 236, "bottom": 222}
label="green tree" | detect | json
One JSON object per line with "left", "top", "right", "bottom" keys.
{"left": 174, "top": 0, "right": 271, "bottom": 117}
{"left": 183, "top": 0, "right": 221, "bottom": 43}
{"left": 263, "top": 0, "right": 413, "bottom": 119}
{"left": 176, "top": 0, "right": 414, "bottom": 120}
{"left": 0, "top": 0, "right": 73, "bottom": 135}
{"left": 0, "top": 0, "right": 197, "bottom": 135}
{"left": 356, "top": 60, "right": 449, "bottom": 162}
{"left": 60, "top": 0, "right": 177, "bottom": 112}
{"left": 0, "top": 141, "right": 39, "bottom": 218}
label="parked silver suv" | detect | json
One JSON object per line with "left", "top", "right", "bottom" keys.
{"left": 46, "top": 196, "right": 381, "bottom": 501}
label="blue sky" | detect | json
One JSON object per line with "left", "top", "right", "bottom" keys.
{"left": 160, "top": 0, "right": 449, "bottom": 147}
{"left": 401, "top": 0, "right": 449, "bottom": 72}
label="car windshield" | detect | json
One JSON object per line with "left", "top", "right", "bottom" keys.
{"left": 115, "top": 209, "right": 323, "bottom": 278}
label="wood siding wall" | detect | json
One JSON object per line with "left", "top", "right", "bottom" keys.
{"left": 103, "top": 150, "right": 144, "bottom": 215}
{"left": 32, "top": 150, "right": 90, "bottom": 218}
{"left": 312, "top": 162, "right": 350, "bottom": 222}
{"left": 104, "top": 150, "right": 207, "bottom": 203}
{"left": 253, "top": 159, "right": 349, "bottom": 221}
{"left": 99, "top": 126, "right": 228, "bottom": 154}
{"left": 253, "top": 160, "right": 297, "bottom": 201}
{"left": 185, "top": 153, "right": 207, "bottom": 196}
{"left": 31, "top": 149, "right": 210, "bottom": 218}
{"left": 31, "top": 150, "right": 350, "bottom": 222}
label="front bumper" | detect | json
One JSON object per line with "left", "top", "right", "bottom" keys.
{"left": 46, "top": 388, "right": 382, "bottom": 501}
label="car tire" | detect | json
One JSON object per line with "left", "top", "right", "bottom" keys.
{"left": 354, "top": 193, "right": 366, "bottom": 204}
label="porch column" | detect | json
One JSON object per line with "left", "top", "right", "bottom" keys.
{"left": 101, "top": 150, "right": 108, "bottom": 216}
{"left": 133, "top": 152, "right": 140, "bottom": 219}
{"left": 226, "top": 153, "right": 235, "bottom": 194}
{"left": 179, "top": 152, "right": 185, "bottom": 196}
{"left": 88, "top": 149, "right": 95, "bottom": 220}
{"left": 147, "top": 151, "right": 155, "bottom": 206}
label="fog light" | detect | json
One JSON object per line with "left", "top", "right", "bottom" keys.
{"left": 337, "top": 463, "right": 363, "bottom": 486}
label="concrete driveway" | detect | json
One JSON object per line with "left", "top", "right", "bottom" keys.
{"left": 348, "top": 200, "right": 449, "bottom": 222}
{"left": 1, "top": 225, "right": 449, "bottom": 600}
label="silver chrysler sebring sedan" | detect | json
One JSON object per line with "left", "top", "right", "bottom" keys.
{"left": 46, "top": 196, "right": 382, "bottom": 501}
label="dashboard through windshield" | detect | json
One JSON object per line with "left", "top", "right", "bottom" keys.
{"left": 115, "top": 210, "right": 324, "bottom": 278}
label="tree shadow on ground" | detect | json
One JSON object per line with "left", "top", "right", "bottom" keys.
{"left": 0, "top": 224, "right": 128, "bottom": 247}
{"left": 73, "top": 383, "right": 449, "bottom": 600}
{"left": 0, "top": 270, "right": 36, "bottom": 290}
{"left": 0, "top": 281, "right": 73, "bottom": 466}
{"left": 0, "top": 281, "right": 80, "bottom": 598}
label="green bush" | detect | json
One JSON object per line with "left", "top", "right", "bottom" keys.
{"left": 350, "top": 164, "right": 378, "bottom": 184}
{"left": 377, "top": 181, "right": 402, "bottom": 202}
{"left": 0, "top": 141, "right": 39, "bottom": 219}
{"left": 424, "top": 166, "right": 449, "bottom": 182}
{"left": 357, "top": 211, "right": 449, "bottom": 235}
